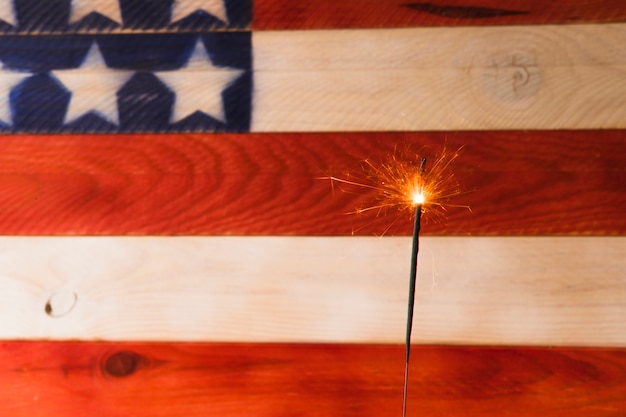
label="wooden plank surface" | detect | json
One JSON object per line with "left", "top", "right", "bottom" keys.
{"left": 254, "top": 0, "right": 626, "bottom": 29}
{"left": 1, "top": 2, "right": 624, "bottom": 415}
{"left": 0, "top": 131, "right": 623, "bottom": 235}
{"left": 0, "top": 236, "right": 624, "bottom": 346}
{"left": 3, "top": 0, "right": 626, "bottom": 32}
{"left": 2, "top": 342, "right": 625, "bottom": 416}
{"left": 253, "top": 23, "right": 626, "bottom": 131}
{"left": 2, "top": 24, "right": 624, "bottom": 133}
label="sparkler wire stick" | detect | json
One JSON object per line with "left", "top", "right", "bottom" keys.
{"left": 403, "top": 157, "right": 426, "bottom": 417}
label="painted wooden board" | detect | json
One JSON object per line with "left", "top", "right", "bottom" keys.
{"left": 0, "top": 131, "right": 623, "bottom": 235}
{"left": 253, "top": 24, "right": 626, "bottom": 131}
{"left": 2, "top": 342, "right": 625, "bottom": 416}
{"left": 0, "top": 236, "right": 624, "bottom": 346}
{"left": 254, "top": 0, "right": 626, "bottom": 29}
{"left": 0, "top": 2, "right": 623, "bottom": 415}
{"left": 1, "top": 0, "right": 625, "bottom": 32}
{"left": 0, "top": 24, "right": 625, "bottom": 132}
{"left": 0, "top": 0, "right": 626, "bottom": 33}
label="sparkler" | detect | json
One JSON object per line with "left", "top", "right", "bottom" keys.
{"left": 322, "top": 145, "right": 465, "bottom": 416}
{"left": 403, "top": 157, "right": 426, "bottom": 417}
{"left": 324, "top": 145, "right": 464, "bottom": 230}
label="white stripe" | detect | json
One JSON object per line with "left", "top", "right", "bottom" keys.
{"left": 0, "top": 236, "right": 624, "bottom": 346}
{"left": 252, "top": 23, "right": 626, "bottom": 131}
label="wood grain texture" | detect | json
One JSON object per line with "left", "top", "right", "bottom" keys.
{"left": 253, "top": 0, "right": 626, "bottom": 29}
{"left": 0, "top": 236, "right": 624, "bottom": 346}
{"left": 2, "top": 342, "right": 626, "bottom": 416}
{"left": 0, "top": 131, "right": 623, "bottom": 235}
{"left": 253, "top": 24, "right": 626, "bottom": 131}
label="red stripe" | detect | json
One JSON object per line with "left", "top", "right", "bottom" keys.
{"left": 2, "top": 341, "right": 624, "bottom": 416}
{"left": 253, "top": 0, "right": 626, "bottom": 29}
{"left": 0, "top": 131, "right": 624, "bottom": 235}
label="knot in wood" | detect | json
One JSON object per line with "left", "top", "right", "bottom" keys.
{"left": 44, "top": 290, "right": 77, "bottom": 318}
{"left": 476, "top": 50, "right": 542, "bottom": 103}
{"left": 103, "top": 351, "right": 140, "bottom": 378}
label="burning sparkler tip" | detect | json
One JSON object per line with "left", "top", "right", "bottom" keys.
{"left": 411, "top": 190, "right": 426, "bottom": 205}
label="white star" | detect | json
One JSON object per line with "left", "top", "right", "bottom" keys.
{"left": 154, "top": 38, "right": 243, "bottom": 124}
{"left": 0, "top": 0, "right": 16, "bottom": 26}
{"left": 51, "top": 42, "right": 133, "bottom": 125}
{"left": 171, "top": 0, "right": 228, "bottom": 24}
{"left": 69, "top": 0, "right": 122, "bottom": 24}
{"left": 0, "top": 65, "right": 30, "bottom": 124}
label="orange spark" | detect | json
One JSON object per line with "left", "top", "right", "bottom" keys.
{"left": 324, "top": 145, "right": 467, "bottom": 222}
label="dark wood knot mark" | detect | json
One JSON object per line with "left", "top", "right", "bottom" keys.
{"left": 404, "top": 3, "right": 527, "bottom": 19}
{"left": 44, "top": 291, "right": 78, "bottom": 318}
{"left": 482, "top": 52, "right": 541, "bottom": 100}
{"left": 103, "top": 351, "right": 140, "bottom": 378}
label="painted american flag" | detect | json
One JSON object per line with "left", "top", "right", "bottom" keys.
{"left": 0, "top": 0, "right": 625, "bottom": 415}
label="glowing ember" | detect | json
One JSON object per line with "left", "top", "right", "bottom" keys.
{"left": 411, "top": 190, "right": 425, "bottom": 205}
